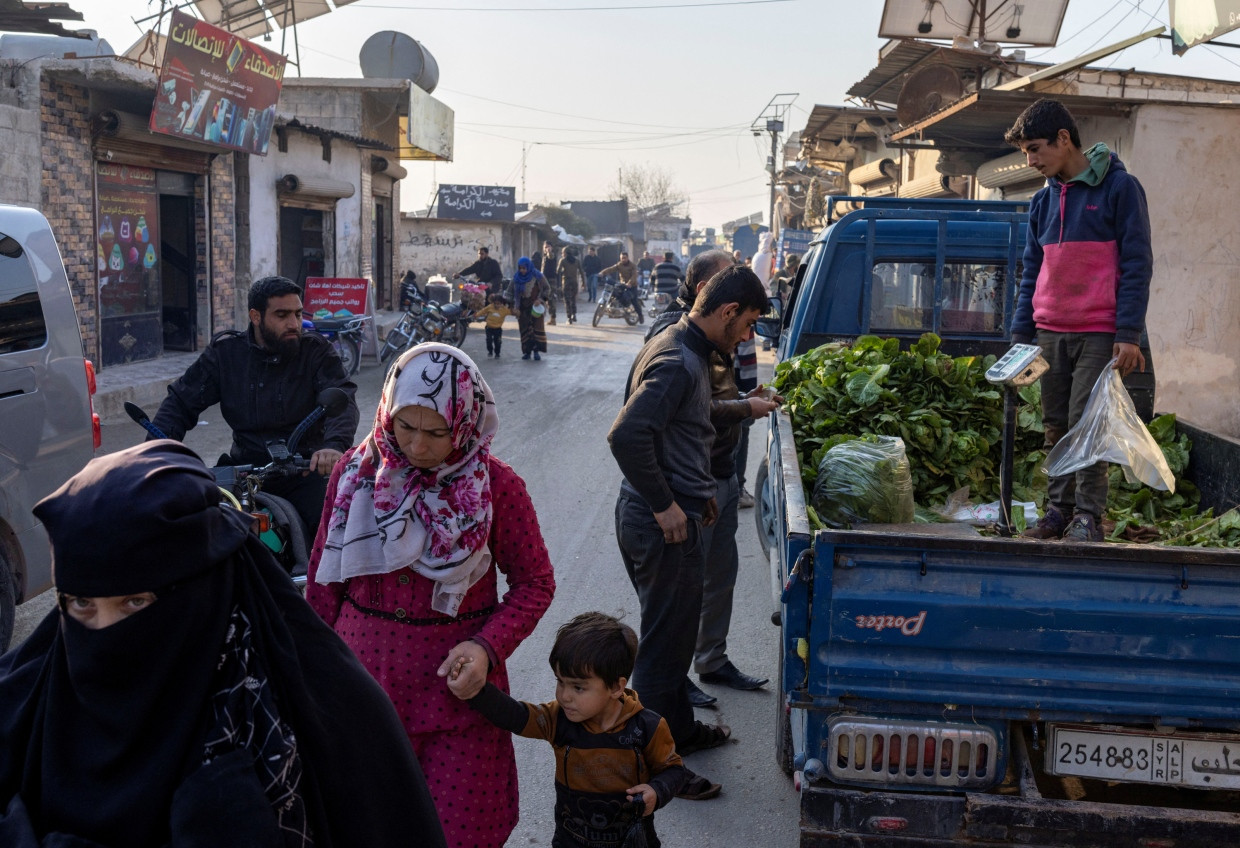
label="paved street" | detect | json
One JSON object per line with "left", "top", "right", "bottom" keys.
{"left": 15, "top": 311, "right": 800, "bottom": 847}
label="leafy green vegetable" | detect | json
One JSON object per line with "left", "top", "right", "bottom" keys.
{"left": 775, "top": 336, "right": 1236, "bottom": 547}
{"left": 810, "top": 435, "right": 915, "bottom": 528}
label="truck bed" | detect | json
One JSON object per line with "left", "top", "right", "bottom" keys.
{"left": 772, "top": 409, "right": 1240, "bottom": 728}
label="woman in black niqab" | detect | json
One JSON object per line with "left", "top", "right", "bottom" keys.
{"left": 0, "top": 441, "right": 447, "bottom": 848}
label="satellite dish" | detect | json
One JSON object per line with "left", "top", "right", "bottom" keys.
{"left": 895, "top": 64, "right": 964, "bottom": 126}
{"left": 359, "top": 31, "right": 439, "bottom": 94}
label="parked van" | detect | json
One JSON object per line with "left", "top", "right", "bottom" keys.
{"left": 0, "top": 205, "right": 99, "bottom": 649}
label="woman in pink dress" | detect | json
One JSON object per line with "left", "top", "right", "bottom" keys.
{"left": 307, "top": 343, "right": 555, "bottom": 847}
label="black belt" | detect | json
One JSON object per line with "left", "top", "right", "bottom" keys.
{"left": 344, "top": 594, "right": 494, "bottom": 626}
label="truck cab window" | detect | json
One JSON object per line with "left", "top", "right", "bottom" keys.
{"left": 869, "top": 260, "right": 1014, "bottom": 337}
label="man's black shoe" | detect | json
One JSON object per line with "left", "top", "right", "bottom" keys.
{"left": 686, "top": 677, "right": 717, "bottom": 707}
{"left": 699, "top": 660, "right": 768, "bottom": 691}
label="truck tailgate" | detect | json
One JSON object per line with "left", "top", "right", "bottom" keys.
{"left": 811, "top": 529, "right": 1240, "bottom": 723}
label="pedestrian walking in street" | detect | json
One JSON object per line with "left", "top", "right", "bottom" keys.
{"left": 557, "top": 246, "right": 583, "bottom": 324}
{"left": 645, "top": 251, "right": 781, "bottom": 708}
{"left": 608, "top": 264, "right": 769, "bottom": 801}
{"left": 0, "top": 440, "right": 446, "bottom": 848}
{"left": 479, "top": 291, "right": 512, "bottom": 358}
{"left": 510, "top": 256, "right": 550, "bottom": 360}
{"left": 583, "top": 244, "right": 602, "bottom": 302}
{"left": 1005, "top": 98, "right": 1152, "bottom": 543}
{"left": 308, "top": 343, "right": 556, "bottom": 848}
{"left": 537, "top": 240, "right": 561, "bottom": 325}
{"left": 447, "top": 612, "right": 689, "bottom": 847}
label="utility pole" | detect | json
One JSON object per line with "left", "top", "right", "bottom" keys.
{"left": 751, "top": 93, "right": 798, "bottom": 237}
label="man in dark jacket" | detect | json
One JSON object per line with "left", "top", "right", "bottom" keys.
{"left": 601, "top": 252, "right": 643, "bottom": 323}
{"left": 646, "top": 251, "right": 779, "bottom": 707}
{"left": 454, "top": 246, "right": 504, "bottom": 296}
{"left": 582, "top": 245, "right": 603, "bottom": 301}
{"left": 536, "top": 240, "right": 561, "bottom": 325}
{"left": 609, "top": 262, "right": 769, "bottom": 801}
{"left": 151, "top": 276, "right": 360, "bottom": 543}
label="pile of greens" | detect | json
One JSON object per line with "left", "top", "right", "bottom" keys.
{"left": 773, "top": 333, "right": 1240, "bottom": 547}
{"left": 809, "top": 435, "right": 915, "bottom": 528}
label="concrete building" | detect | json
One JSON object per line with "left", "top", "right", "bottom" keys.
{"left": 793, "top": 39, "right": 1240, "bottom": 437}
{"left": 0, "top": 43, "right": 452, "bottom": 370}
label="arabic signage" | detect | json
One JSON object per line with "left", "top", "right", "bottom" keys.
{"left": 1170, "top": 0, "right": 1240, "bottom": 53}
{"left": 148, "top": 9, "right": 286, "bottom": 154}
{"left": 96, "top": 163, "right": 162, "bottom": 366}
{"left": 437, "top": 184, "right": 515, "bottom": 222}
{"left": 304, "top": 277, "right": 370, "bottom": 317}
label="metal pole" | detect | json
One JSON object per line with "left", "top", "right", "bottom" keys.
{"left": 769, "top": 127, "right": 778, "bottom": 234}
{"left": 998, "top": 385, "right": 1017, "bottom": 537}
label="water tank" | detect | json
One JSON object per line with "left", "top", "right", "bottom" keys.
{"left": 359, "top": 31, "right": 438, "bottom": 94}
{"left": 0, "top": 31, "right": 113, "bottom": 62}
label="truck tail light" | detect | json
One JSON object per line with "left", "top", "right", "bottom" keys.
{"left": 84, "top": 359, "right": 100, "bottom": 449}
{"left": 867, "top": 817, "right": 909, "bottom": 832}
{"left": 827, "top": 717, "right": 1001, "bottom": 789}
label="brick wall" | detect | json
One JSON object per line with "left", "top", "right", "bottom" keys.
{"left": 208, "top": 154, "right": 241, "bottom": 333}
{"left": 39, "top": 76, "right": 97, "bottom": 361}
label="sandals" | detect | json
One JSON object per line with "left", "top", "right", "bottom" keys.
{"left": 677, "top": 720, "right": 731, "bottom": 756}
{"left": 675, "top": 773, "right": 722, "bottom": 801}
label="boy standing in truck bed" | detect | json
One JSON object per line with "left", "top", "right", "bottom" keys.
{"left": 1004, "top": 98, "right": 1152, "bottom": 542}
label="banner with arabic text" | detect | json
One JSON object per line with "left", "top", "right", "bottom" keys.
{"left": 149, "top": 9, "right": 286, "bottom": 154}
{"left": 437, "top": 184, "right": 516, "bottom": 221}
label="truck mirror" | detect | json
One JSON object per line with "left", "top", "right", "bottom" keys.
{"left": 755, "top": 296, "right": 782, "bottom": 342}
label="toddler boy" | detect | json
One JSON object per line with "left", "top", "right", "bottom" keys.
{"left": 447, "top": 611, "right": 689, "bottom": 847}
{"left": 479, "top": 292, "right": 511, "bottom": 358}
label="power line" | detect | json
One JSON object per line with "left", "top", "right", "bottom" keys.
{"left": 346, "top": 0, "right": 794, "bottom": 11}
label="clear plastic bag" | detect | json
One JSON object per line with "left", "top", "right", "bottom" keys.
{"left": 1044, "top": 360, "right": 1175, "bottom": 492}
{"left": 811, "top": 435, "right": 915, "bottom": 528}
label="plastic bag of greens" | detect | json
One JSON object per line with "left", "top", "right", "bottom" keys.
{"left": 811, "top": 435, "right": 915, "bottom": 528}
{"left": 1044, "top": 360, "right": 1175, "bottom": 492}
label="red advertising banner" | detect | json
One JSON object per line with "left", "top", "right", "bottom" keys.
{"left": 149, "top": 9, "right": 286, "bottom": 155}
{"left": 96, "top": 162, "right": 163, "bottom": 365}
{"left": 304, "top": 278, "right": 370, "bottom": 317}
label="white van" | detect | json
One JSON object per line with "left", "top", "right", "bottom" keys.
{"left": 0, "top": 205, "right": 99, "bottom": 649}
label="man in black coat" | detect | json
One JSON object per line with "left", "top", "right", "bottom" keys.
{"left": 151, "top": 276, "right": 360, "bottom": 544}
{"left": 455, "top": 246, "right": 504, "bottom": 296}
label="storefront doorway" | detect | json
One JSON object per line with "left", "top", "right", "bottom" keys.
{"left": 157, "top": 172, "right": 196, "bottom": 351}
{"left": 279, "top": 205, "right": 330, "bottom": 287}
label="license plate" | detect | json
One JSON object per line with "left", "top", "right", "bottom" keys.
{"left": 1048, "top": 725, "right": 1240, "bottom": 789}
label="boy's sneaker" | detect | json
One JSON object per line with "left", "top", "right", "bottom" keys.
{"left": 1062, "top": 513, "right": 1103, "bottom": 543}
{"left": 1022, "top": 505, "right": 1066, "bottom": 540}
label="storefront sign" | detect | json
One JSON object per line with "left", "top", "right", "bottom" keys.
{"left": 149, "top": 9, "right": 286, "bottom": 155}
{"left": 437, "top": 184, "right": 515, "bottom": 222}
{"left": 304, "top": 277, "right": 370, "bottom": 317}
{"left": 97, "top": 163, "right": 162, "bottom": 366}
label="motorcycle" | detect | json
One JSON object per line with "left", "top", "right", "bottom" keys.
{"left": 378, "top": 280, "right": 453, "bottom": 370}
{"left": 592, "top": 279, "right": 640, "bottom": 327}
{"left": 306, "top": 313, "right": 370, "bottom": 377}
{"left": 648, "top": 289, "right": 673, "bottom": 322}
{"left": 124, "top": 387, "right": 350, "bottom": 581}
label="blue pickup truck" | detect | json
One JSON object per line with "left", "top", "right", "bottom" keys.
{"left": 754, "top": 198, "right": 1240, "bottom": 846}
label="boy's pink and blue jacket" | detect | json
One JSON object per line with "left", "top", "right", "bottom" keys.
{"left": 1011, "top": 145, "right": 1152, "bottom": 347}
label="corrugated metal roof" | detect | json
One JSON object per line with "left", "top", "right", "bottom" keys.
{"left": 277, "top": 117, "right": 391, "bottom": 151}
{"left": 799, "top": 105, "right": 893, "bottom": 143}
{"left": 847, "top": 39, "right": 1016, "bottom": 106}
{"left": 0, "top": 0, "right": 85, "bottom": 37}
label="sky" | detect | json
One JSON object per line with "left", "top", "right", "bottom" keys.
{"left": 84, "top": 0, "right": 1240, "bottom": 232}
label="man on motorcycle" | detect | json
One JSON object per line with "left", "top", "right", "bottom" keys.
{"left": 600, "top": 251, "right": 643, "bottom": 324}
{"left": 454, "top": 246, "right": 504, "bottom": 296}
{"left": 150, "top": 276, "right": 360, "bottom": 544}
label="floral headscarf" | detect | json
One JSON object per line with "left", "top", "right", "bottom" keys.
{"left": 315, "top": 343, "right": 500, "bottom": 616}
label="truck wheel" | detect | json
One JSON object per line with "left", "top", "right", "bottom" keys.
{"left": 775, "top": 645, "right": 793, "bottom": 776}
{"left": 0, "top": 548, "right": 16, "bottom": 653}
{"left": 754, "top": 458, "right": 775, "bottom": 558}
